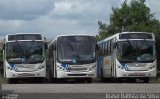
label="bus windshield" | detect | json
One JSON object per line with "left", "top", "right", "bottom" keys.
{"left": 6, "top": 41, "right": 45, "bottom": 63}
{"left": 57, "top": 36, "right": 96, "bottom": 64}
{"left": 117, "top": 40, "right": 156, "bottom": 62}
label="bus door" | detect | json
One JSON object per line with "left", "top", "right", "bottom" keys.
{"left": 103, "top": 56, "right": 112, "bottom": 77}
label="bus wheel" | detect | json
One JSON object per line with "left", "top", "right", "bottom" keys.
{"left": 144, "top": 78, "right": 149, "bottom": 83}
{"left": 86, "top": 78, "right": 92, "bottom": 83}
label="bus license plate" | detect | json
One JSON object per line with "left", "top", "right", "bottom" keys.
{"left": 129, "top": 73, "right": 145, "bottom": 76}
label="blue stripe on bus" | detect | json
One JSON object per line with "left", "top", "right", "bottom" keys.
{"left": 120, "top": 63, "right": 129, "bottom": 71}
{"left": 10, "top": 64, "right": 15, "bottom": 69}
{"left": 97, "top": 56, "right": 104, "bottom": 77}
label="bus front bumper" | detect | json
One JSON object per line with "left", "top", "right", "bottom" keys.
{"left": 6, "top": 68, "right": 46, "bottom": 78}
{"left": 116, "top": 68, "right": 156, "bottom": 78}
{"left": 56, "top": 70, "right": 96, "bottom": 78}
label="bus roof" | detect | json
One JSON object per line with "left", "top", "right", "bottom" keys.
{"left": 7, "top": 33, "right": 43, "bottom": 36}
{"left": 5, "top": 33, "right": 45, "bottom": 42}
{"left": 98, "top": 32, "right": 154, "bottom": 44}
{"left": 48, "top": 34, "right": 95, "bottom": 47}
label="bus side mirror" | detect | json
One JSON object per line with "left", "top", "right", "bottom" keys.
{"left": 45, "top": 43, "right": 48, "bottom": 49}
{"left": 113, "top": 42, "right": 117, "bottom": 49}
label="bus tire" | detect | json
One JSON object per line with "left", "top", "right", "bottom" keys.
{"left": 86, "top": 78, "right": 92, "bottom": 83}
{"left": 144, "top": 78, "right": 149, "bottom": 83}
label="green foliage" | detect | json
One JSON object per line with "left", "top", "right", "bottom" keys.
{"left": 96, "top": 0, "right": 160, "bottom": 70}
{"left": 97, "top": 0, "right": 160, "bottom": 40}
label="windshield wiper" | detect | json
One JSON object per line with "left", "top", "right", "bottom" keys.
{"left": 126, "top": 39, "right": 134, "bottom": 49}
{"left": 15, "top": 41, "right": 25, "bottom": 56}
{"left": 25, "top": 40, "right": 35, "bottom": 55}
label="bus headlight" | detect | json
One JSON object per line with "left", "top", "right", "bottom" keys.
{"left": 59, "top": 66, "right": 67, "bottom": 71}
{"left": 39, "top": 65, "right": 45, "bottom": 70}
{"left": 14, "top": 67, "right": 19, "bottom": 72}
{"left": 7, "top": 67, "right": 10, "bottom": 70}
{"left": 7, "top": 67, "right": 13, "bottom": 70}
{"left": 89, "top": 65, "right": 96, "bottom": 71}
{"left": 149, "top": 65, "right": 156, "bottom": 70}
{"left": 117, "top": 65, "right": 123, "bottom": 69}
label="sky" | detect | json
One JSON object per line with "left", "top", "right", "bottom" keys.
{"left": 0, "top": 0, "right": 159, "bottom": 41}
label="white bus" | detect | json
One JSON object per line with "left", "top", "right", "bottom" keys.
{"left": 47, "top": 35, "right": 97, "bottom": 83}
{"left": 97, "top": 32, "right": 156, "bottom": 83}
{"left": 3, "top": 33, "right": 47, "bottom": 83}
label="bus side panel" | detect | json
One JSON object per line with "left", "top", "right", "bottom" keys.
{"left": 112, "top": 50, "right": 117, "bottom": 77}
{"left": 3, "top": 50, "right": 6, "bottom": 77}
{"left": 103, "top": 56, "right": 112, "bottom": 77}
{"left": 97, "top": 56, "right": 103, "bottom": 78}
{"left": 53, "top": 51, "right": 57, "bottom": 78}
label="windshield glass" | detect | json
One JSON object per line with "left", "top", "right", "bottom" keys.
{"left": 117, "top": 40, "right": 156, "bottom": 62}
{"left": 6, "top": 41, "right": 45, "bottom": 63}
{"left": 57, "top": 36, "right": 96, "bottom": 64}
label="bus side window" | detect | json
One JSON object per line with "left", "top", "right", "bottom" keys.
{"left": 111, "top": 39, "right": 114, "bottom": 53}
{"left": 99, "top": 44, "right": 103, "bottom": 56}
{"left": 103, "top": 43, "right": 105, "bottom": 56}
{"left": 108, "top": 41, "right": 111, "bottom": 55}
{"left": 106, "top": 42, "right": 108, "bottom": 56}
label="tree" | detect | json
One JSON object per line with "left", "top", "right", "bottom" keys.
{"left": 97, "top": 0, "right": 160, "bottom": 40}
{"left": 96, "top": 0, "right": 160, "bottom": 70}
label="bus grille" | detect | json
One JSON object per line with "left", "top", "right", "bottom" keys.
{"left": 67, "top": 74, "right": 87, "bottom": 76}
{"left": 127, "top": 63, "right": 147, "bottom": 67}
{"left": 70, "top": 67, "right": 88, "bottom": 71}
{"left": 16, "top": 64, "right": 35, "bottom": 68}
{"left": 14, "top": 64, "right": 37, "bottom": 72}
